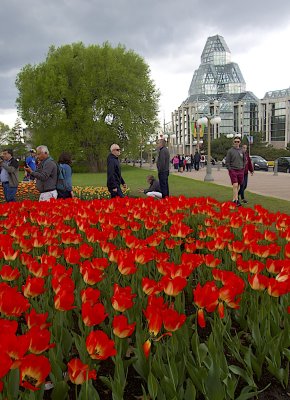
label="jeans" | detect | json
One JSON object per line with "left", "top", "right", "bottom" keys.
{"left": 238, "top": 174, "right": 248, "bottom": 199}
{"left": 2, "top": 182, "right": 17, "bottom": 202}
{"left": 109, "top": 186, "right": 124, "bottom": 198}
{"left": 158, "top": 170, "right": 169, "bottom": 198}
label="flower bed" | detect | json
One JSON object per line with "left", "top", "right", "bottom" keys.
{"left": 0, "top": 182, "right": 129, "bottom": 202}
{"left": 0, "top": 196, "right": 289, "bottom": 399}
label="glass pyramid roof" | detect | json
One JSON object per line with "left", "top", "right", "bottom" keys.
{"left": 188, "top": 35, "right": 246, "bottom": 96}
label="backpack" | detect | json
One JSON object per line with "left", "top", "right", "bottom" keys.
{"left": 56, "top": 163, "right": 68, "bottom": 191}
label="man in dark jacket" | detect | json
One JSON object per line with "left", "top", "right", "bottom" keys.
{"left": 24, "top": 145, "right": 58, "bottom": 201}
{"left": 107, "top": 144, "right": 126, "bottom": 198}
{"left": 193, "top": 150, "right": 201, "bottom": 171}
{"left": 0, "top": 149, "right": 19, "bottom": 202}
{"left": 156, "top": 138, "right": 170, "bottom": 198}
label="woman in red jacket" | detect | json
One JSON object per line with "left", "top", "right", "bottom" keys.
{"left": 238, "top": 144, "right": 254, "bottom": 204}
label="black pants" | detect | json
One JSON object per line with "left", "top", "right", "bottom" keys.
{"left": 194, "top": 162, "right": 200, "bottom": 171}
{"left": 109, "top": 186, "right": 124, "bottom": 198}
{"left": 238, "top": 174, "right": 248, "bottom": 199}
{"left": 57, "top": 190, "right": 72, "bottom": 199}
{"left": 158, "top": 171, "right": 169, "bottom": 198}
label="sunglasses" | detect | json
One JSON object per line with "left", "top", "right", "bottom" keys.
{"left": 234, "top": 141, "right": 240, "bottom": 143}
{"left": 114, "top": 148, "right": 121, "bottom": 151}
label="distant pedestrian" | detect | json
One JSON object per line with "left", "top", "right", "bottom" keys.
{"left": 107, "top": 144, "right": 127, "bottom": 198}
{"left": 57, "top": 152, "right": 74, "bottom": 199}
{"left": 24, "top": 145, "right": 58, "bottom": 201}
{"left": 225, "top": 137, "right": 245, "bottom": 206}
{"left": 0, "top": 149, "right": 19, "bottom": 202}
{"left": 24, "top": 149, "right": 37, "bottom": 181}
{"left": 156, "top": 138, "right": 170, "bottom": 198}
{"left": 193, "top": 150, "right": 201, "bottom": 171}
{"left": 138, "top": 175, "right": 162, "bottom": 199}
{"left": 238, "top": 144, "right": 253, "bottom": 204}
{"left": 200, "top": 154, "right": 205, "bottom": 168}
{"left": 172, "top": 155, "right": 179, "bottom": 170}
{"left": 185, "top": 155, "right": 192, "bottom": 171}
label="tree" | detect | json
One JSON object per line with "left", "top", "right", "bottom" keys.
{"left": 5, "top": 118, "right": 27, "bottom": 159}
{"left": 16, "top": 42, "right": 160, "bottom": 171}
{"left": 0, "top": 121, "right": 10, "bottom": 145}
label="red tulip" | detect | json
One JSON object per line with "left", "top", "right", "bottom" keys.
{"left": 67, "top": 358, "right": 97, "bottom": 384}
{"left": 0, "top": 283, "right": 30, "bottom": 317}
{"left": 112, "top": 315, "right": 136, "bottom": 338}
{"left": 248, "top": 274, "right": 269, "bottom": 291}
{"left": 0, "top": 265, "right": 20, "bottom": 281}
{"left": 54, "top": 290, "right": 76, "bottom": 311}
{"left": 22, "top": 276, "right": 46, "bottom": 298}
{"left": 19, "top": 354, "right": 51, "bottom": 391}
{"left": 27, "top": 326, "right": 55, "bottom": 354}
{"left": 79, "top": 243, "right": 94, "bottom": 259}
{"left": 111, "top": 284, "right": 136, "bottom": 312}
{"left": 162, "top": 308, "right": 186, "bottom": 332}
{"left": 160, "top": 276, "right": 187, "bottom": 296}
{"left": 143, "top": 339, "right": 151, "bottom": 359}
{"left": 82, "top": 302, "right": 108, "bottom": 326}
{"left": 25, "top": 309, "right": 51, "bottom": 330}
{"left": 80, "top": 287, "right": 101, "bottom": 304}
{"left": 86, "top": 330, "right": 117, "bottom": 360}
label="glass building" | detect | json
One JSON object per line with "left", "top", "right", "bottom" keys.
{"left": 259, "top": 88, "right": 290, "bottom": 148}
{"left": 172, "top": 35, "right": 259, "bottom": 154}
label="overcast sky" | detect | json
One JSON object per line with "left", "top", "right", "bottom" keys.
{"left": 1, "top": 0, "right": 290, "bottom": 128}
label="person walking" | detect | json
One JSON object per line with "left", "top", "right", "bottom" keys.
{"left": 0, "top": 149, "right": 19, "bottom": 202}
{"left": 107, "top": 144, "right": 127, "bottom": 198}
{"left": 56, "top": 152, "right": 74, "bottom": 199}
{"left": 193, "top": 150, "right": 201, "bottom": 171}
{"left": 238, "top": 144, "right": 253, "bottom": 204}
{"left": 225, "top": 137, "right": 245, "bottom": 206}
{"left": 24, "top": 145, "right": 58, "bottom": 201}
{"left": 156, "top": 138, "right": 170, "bottom": 198}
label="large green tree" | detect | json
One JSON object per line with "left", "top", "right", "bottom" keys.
{"left": 16, "top": 42, "right": 160, "bottom": 171}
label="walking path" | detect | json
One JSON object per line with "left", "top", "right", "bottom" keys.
{"left": 170, "top": 166, "right": 290, "bottom": 202}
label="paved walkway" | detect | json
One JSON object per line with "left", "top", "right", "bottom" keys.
{"left": 170, "top": 166, "right": 290, "bottom": 202}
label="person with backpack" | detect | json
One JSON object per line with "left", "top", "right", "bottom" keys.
{"left": 56, "top": 152, "right": 74, "bottom": 199}
{"left": 24, "top": 145, "right": 58, "bottom": 201}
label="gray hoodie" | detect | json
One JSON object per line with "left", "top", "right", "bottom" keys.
{"left": 225, "top": 147, "right": 245, "bottom": 170}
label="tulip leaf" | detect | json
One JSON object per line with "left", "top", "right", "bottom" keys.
{"left": 184, "top": 379, "right": 196, "bottom": 400}
{"left": 204, "top": 359, "right": 225, "bottom": 400}
{"left": 148, "top": 372, "right": 158, "bottom": 400}
{"left": 61, "top": 327, "right": 73, "bottom": 357}
{"left": 99, "top": 376, "right": 112, "bottom": 390}
{"left": 7, "top": 368, "right": 20, "bottom": 400}
{"left": 78, "top": 383, "right": 100, "bottom": 400}
{"left": 51, "top": 381, "right": 69, "bottom": 400}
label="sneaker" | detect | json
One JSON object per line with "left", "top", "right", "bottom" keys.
{"left": 242, "top": 199, "right": 248, "bottom": 204}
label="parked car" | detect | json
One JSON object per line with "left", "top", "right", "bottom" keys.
{"left": 276, "top": 157, "right": 290, "bottom": 173}
{"left": 249, "top": 155, "right": 268, "bottom": 171}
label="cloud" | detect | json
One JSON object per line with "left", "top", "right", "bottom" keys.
{"left": 1, "top": 0, "right": 290, "bottom": 126}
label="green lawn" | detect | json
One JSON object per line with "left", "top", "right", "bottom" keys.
{"left": 71, "top": 165, "right": 290, "bottom": 215}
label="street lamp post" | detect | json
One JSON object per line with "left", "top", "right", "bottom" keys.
{"left": 197, "top": 115, "right": 221, "bottom": 182}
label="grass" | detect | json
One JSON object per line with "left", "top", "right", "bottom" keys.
{"left": 70, "top": 165, "right": 290, "bottom": 215}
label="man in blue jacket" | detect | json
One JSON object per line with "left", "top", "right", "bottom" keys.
{"left": 107, "top": 144, "right": 127, "bottom": 198}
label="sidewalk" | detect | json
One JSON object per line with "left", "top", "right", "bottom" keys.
{"left": 171, "top": 167, "right": 290, "bottom": 201}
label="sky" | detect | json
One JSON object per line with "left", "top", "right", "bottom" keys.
{"left": 1, "top": 0, "right": 290, "bottom": 129}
